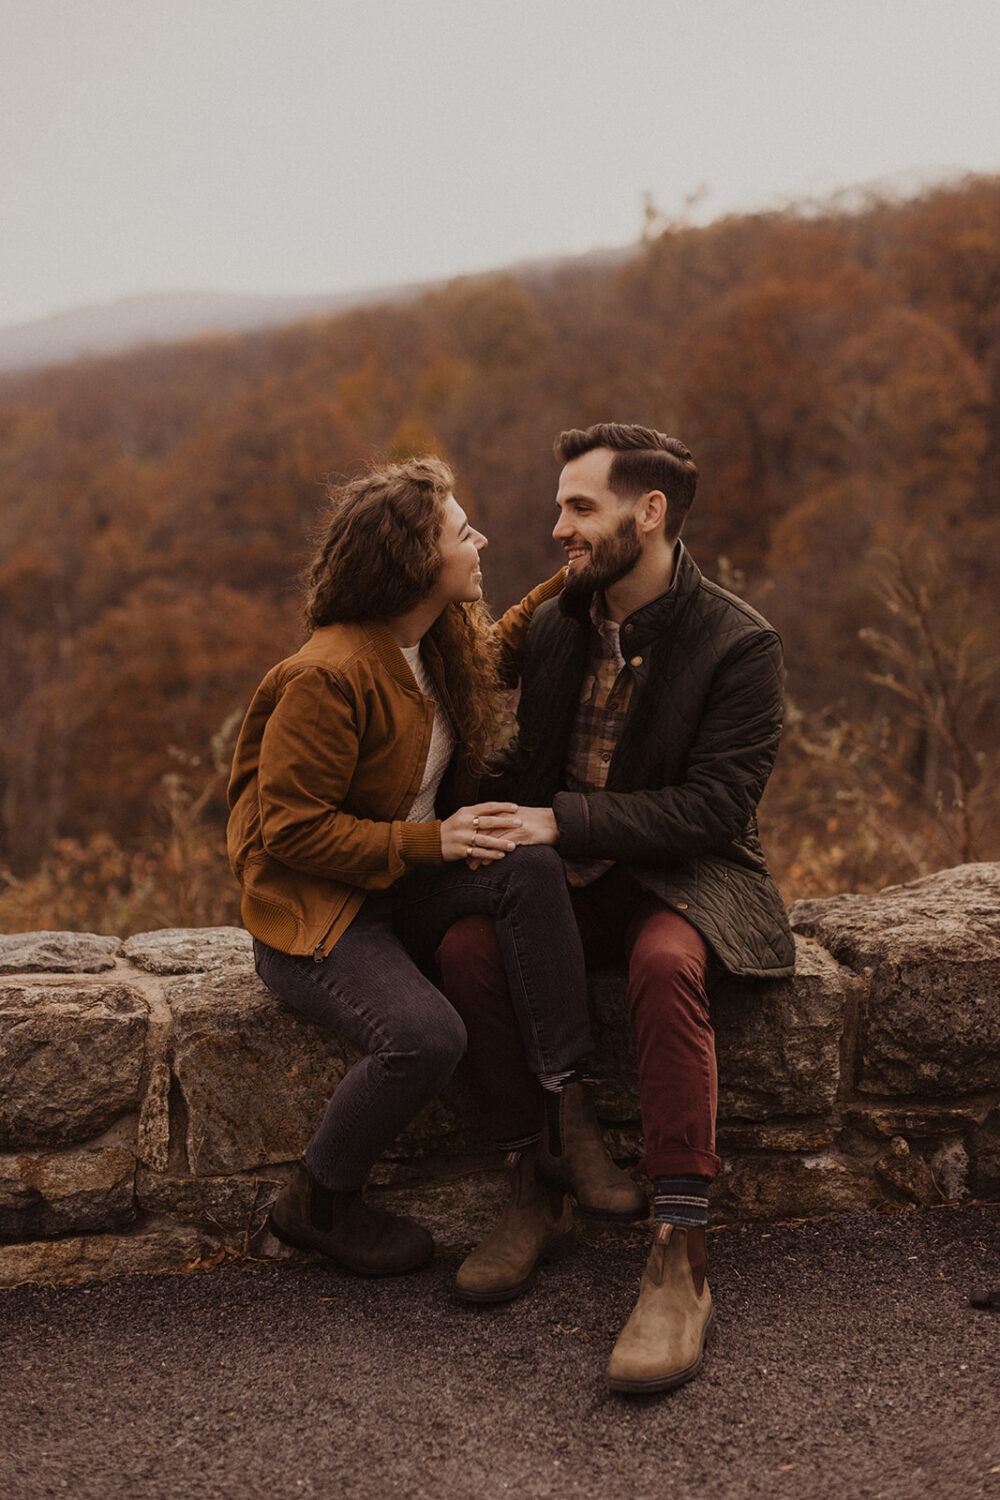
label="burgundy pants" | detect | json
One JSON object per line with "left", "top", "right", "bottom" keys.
{"left": 437, "top": 866, "right": 720, "bottom": 1180}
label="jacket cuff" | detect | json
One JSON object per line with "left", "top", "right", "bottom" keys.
{"left": 531, "top": 568, "right": 568, "bottom": 605}
{"left": 552, "top": 791, "right": 589, "bottom": 857}
{"left": 496, "top": 569, "right": 567, "bottom": 652}
{"left": 397, "top": 820, "right": 444, "bottom": 865}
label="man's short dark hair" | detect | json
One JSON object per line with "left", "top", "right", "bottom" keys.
{"left": 554, "top": 423, "right": 698, "bottom": 540}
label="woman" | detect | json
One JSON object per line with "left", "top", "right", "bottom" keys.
{"left": 227, "top": 455, "right": 635, "bottom": 1279}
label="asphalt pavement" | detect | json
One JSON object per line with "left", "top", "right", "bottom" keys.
{"left": 1, "top": 1205, "right": 998, "bottom": 1500}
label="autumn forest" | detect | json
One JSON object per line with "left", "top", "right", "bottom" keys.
{"left": 1, "top": 175, "right": 998, "bottom": 935}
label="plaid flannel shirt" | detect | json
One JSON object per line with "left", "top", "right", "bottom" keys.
{"left": 562, "top": 602, "right": 635, "bottom": 887}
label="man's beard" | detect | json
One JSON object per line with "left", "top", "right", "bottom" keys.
{"left": 562, "top": 514, "right": 642, "bottom": 606}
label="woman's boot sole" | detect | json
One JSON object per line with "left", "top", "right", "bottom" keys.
{"left": 265, "top": 1210, "right": 433, "bottom": 1277}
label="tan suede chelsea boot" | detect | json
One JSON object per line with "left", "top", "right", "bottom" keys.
{"left": 606, "top": 1221, "right": 713, "bottom": 1393}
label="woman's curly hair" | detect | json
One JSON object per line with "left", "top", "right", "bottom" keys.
{"left": 302, "top": 456, "right": 503, "bottom": 771}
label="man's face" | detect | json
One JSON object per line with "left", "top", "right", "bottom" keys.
{"left": 553, "top": 447, "right": 642, "bottom": 601}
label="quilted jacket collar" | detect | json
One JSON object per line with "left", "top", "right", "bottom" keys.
{"left": 558, "top": 541, "right": 701, "bottom": 645}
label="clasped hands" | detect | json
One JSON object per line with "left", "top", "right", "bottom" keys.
{"left": 439, "top": 802, "right": 558, "bottom": 866}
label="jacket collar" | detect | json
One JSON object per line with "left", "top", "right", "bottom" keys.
{"left": 305, "top": 619, "right": 434, "bottom": 689}
{"left": 366, "top": 620, "right": 459, "bottom": 723}
{"left": 366, "top": 620, "right": 425, "bottom": 689}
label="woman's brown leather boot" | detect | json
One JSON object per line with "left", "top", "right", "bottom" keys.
{"left": 267, "top": 1163, "right": 434, "bottom": 1276}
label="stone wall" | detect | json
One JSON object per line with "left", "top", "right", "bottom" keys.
{"left": 2, "top": 862, "right": 998, "bottom": 1286}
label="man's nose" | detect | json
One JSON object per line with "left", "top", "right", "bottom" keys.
{"left": 552, "top": 512, "right": 571, "bottom": 540}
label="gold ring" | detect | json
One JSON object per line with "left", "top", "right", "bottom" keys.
{"left": 472, "top": 816, "right": 480, "bottom": 828}
{"left": 471, "top": 831, "right": 478, "bottom": 848}
{"left": 466, "top": 845, "right": 474, "bottom": 858}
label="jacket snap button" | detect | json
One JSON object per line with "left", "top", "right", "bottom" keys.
{"left": 623, "top": 623, "right": 634, "bottom": 634}
{"left": 630, "top": 655, "right": 642, "bottom": 667}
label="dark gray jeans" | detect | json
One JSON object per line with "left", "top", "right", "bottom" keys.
{"left": 253, "top": 845, "right": 592, "bottom": 1191}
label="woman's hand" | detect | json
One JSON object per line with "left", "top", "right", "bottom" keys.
{"left": 440, "top": 802, "right": 522, "bottom": 863}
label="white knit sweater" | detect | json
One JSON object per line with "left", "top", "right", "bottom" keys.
{"left": 400, "top": 643, "right": 456, "bottom": 823}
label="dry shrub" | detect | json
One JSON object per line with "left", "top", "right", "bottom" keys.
{"left": 0, "top": 720, "right": 242, "bottom": 937}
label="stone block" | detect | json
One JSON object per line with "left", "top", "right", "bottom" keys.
{"left": 167, "top": 969, "right": 349, "bottom": 1175}
{"left": 718, "top": 1122, "right": 837, "bottom": 1153}
{"left": 0, "top": 1223, "right": 221, "bottom": 1288}
{"left": 136, "top": 1058, "right": 171, "bottom": 1172}
{"left": 0, "top": 1148, "right": 135, "bottom": 1242}
{"left": 712, "top": 1151, "right": 875, "bottom": 1223}
{"left": 0, "top": 931, "right": 120, "bottom": 975}
{"left": 712, "top": 937, "right": 849, "bottom": 1121}
{"left": 0, "top": 982, "right": 148, "bottom": 1148}
{"left": 791, "top": 863, "right": 1000, "bottom": 1097}
{"left": 122, "top": 926, "right": 253, "bottom": 976}
{"left": 842, "top": 1103, "right": 986, "bottom": 1140}
{"left": 376, "top": 1170, "right": 510, "bottom": 1253}
{"left": 136, "top": 1165, "right": 283, "bottom": 1240}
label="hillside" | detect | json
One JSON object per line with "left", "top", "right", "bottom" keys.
{"left": 0, "top": 247, "right": 632, "bottom": 373}
{"left": 0, "top": 175, "right": 997, "bottom": 932}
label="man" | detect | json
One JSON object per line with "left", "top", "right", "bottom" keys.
{"left": 438, "top": 422, "right": 794, "bottom": 1393}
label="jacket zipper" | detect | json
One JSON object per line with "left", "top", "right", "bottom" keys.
{"left": 312, "top": 915, "right": 339, "bottom": 963}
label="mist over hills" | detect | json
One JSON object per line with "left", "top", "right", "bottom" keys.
{"left": 0, "top": 246, "right": 633, "bottom": 374}
{"left": 0, "top": 286, "right": 414, "bottom": 374}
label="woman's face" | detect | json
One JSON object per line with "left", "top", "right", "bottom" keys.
{"left": 429, "top": 493, "right": 488, "bottom": 607}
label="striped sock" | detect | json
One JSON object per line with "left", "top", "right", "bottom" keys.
{"left": 537, "top": 1068, "right": 580, "bottom": 1093}
{"left": 652, "top": 1175, "right": 710, "bottom": 1228}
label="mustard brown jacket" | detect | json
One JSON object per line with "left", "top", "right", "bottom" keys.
{"left": 227, "top": 575, "right": 564, "bottom": 961}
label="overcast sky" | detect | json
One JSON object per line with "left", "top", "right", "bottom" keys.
{"left": 4, "top": 0, "right": 999, "bottom": 328}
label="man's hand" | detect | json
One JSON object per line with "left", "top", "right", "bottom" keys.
{"left": 506, "top": 806, "right": 559, "bottom": 846}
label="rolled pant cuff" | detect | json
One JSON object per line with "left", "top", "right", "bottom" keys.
{"left": 643, "top": 1147, "right": 720, "bottom": 1181}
